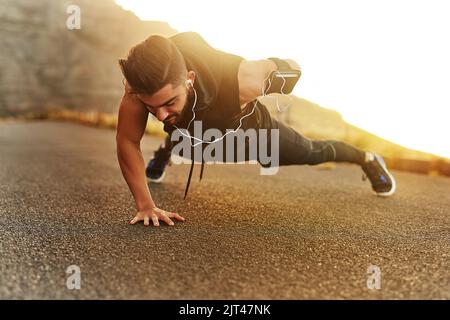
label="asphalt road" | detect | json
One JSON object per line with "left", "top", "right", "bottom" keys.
{"left": 0, "top": 121, "right": 449, "bottom": 299}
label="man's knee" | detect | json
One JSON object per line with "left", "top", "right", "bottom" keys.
{"left": 303, "top": 140, "right": 337, "bottom": 165}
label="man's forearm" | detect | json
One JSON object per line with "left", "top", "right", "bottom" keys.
{"left": 116, "top": 137, "right": 155, "bottom": 211}
{"left": 239, "top": 58, "right": 300, "bottom": 107}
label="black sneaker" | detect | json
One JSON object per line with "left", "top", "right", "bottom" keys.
{"left": 362, "top": 153, "right": 396, "bottom": 197}
{"left": 146, "top": 145, "right": 171, "bottom": 183}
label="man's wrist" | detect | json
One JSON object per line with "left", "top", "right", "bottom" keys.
{"left": 136, "top": 199, "right": 156, "bottom": 211}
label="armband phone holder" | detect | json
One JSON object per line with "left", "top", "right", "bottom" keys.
{"left": 265, "top": 57, "right": 301, "bottom": 94}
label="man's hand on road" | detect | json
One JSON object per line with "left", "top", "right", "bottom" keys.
{"left": 130, "top": 206, "right": 185, "bottom": 227}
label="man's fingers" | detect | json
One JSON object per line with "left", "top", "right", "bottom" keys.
{"left": 159, "top": 213, "right": 175, "bottom": 226}
{"left": 167, "top": 212, "right": 185, "bottom": 221}
{"left": 130, "top": 216, "right": 139, "bottom": 225}
{"left": 151, "top": 215, "right": 160, "bottom": 227}
{"left": 129, "top": 209, "right": 184, "bottom": 227}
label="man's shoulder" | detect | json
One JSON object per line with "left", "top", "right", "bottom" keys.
{"left": 169, "top": 31, "right": 211, "bottom": 48}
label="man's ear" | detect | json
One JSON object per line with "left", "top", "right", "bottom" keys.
{"left": 187, "top": 70, "right": 196, "bottom": 86}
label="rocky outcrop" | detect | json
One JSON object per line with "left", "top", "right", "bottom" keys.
{"left": 0, "top": 0, "right": 176, "bottom": 116}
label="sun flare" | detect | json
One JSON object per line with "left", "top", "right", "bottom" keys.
{"left": 116, "top": 0, "right": 450, "bottom": 159}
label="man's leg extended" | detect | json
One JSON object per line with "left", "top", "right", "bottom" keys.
{"left": 239, "top": 101, "right": 366, "bottom": 166}
{"left": 238, "top": 101, "right": 396, "bottom": 196}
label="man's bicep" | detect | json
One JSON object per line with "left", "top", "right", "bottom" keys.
{"left": 238, "top": 59, "right": 275, "bottom": 107}
{"left": 116, "top": 93, "right": 149, "bottom": 144}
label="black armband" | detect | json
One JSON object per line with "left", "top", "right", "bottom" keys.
{"left": 265, "top": 57, "right": 301, "bottom": 94}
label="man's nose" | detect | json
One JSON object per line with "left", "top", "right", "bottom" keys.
{"left": 155, "top": 108, "right": 169, "bottom": 122}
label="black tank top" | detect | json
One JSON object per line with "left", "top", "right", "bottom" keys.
{"left": 165, "top": 32, "right": 244, "bottom": 134}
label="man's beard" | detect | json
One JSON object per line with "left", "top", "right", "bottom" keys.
{"left": 163, "top": 88, "right": 194, "bottom": 134}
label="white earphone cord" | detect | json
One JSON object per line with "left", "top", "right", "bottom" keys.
{"left": 173, "top": 70, "right": 294, "bottom": 147}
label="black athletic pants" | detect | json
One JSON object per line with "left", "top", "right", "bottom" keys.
{"left": 162, "top": 101, "right": 366, "bottom": 167}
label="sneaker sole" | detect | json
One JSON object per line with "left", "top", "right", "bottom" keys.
{"left": 147, "top": 171, "right": 166, "bottom": 184}
{"left": 373, "top": 155, "right": 396, "bottom": 197}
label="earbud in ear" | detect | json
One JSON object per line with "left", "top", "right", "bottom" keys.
{"left": 186, "top": 79, "right": 193, "bottom": 87}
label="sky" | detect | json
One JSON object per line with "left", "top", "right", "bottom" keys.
{"left": 116, "top": 0, "right": 450, "bottom": 159}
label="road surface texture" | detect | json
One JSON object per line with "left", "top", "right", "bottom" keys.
{"left": 0, "top": 121, "right": 449, "bottom": 299}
